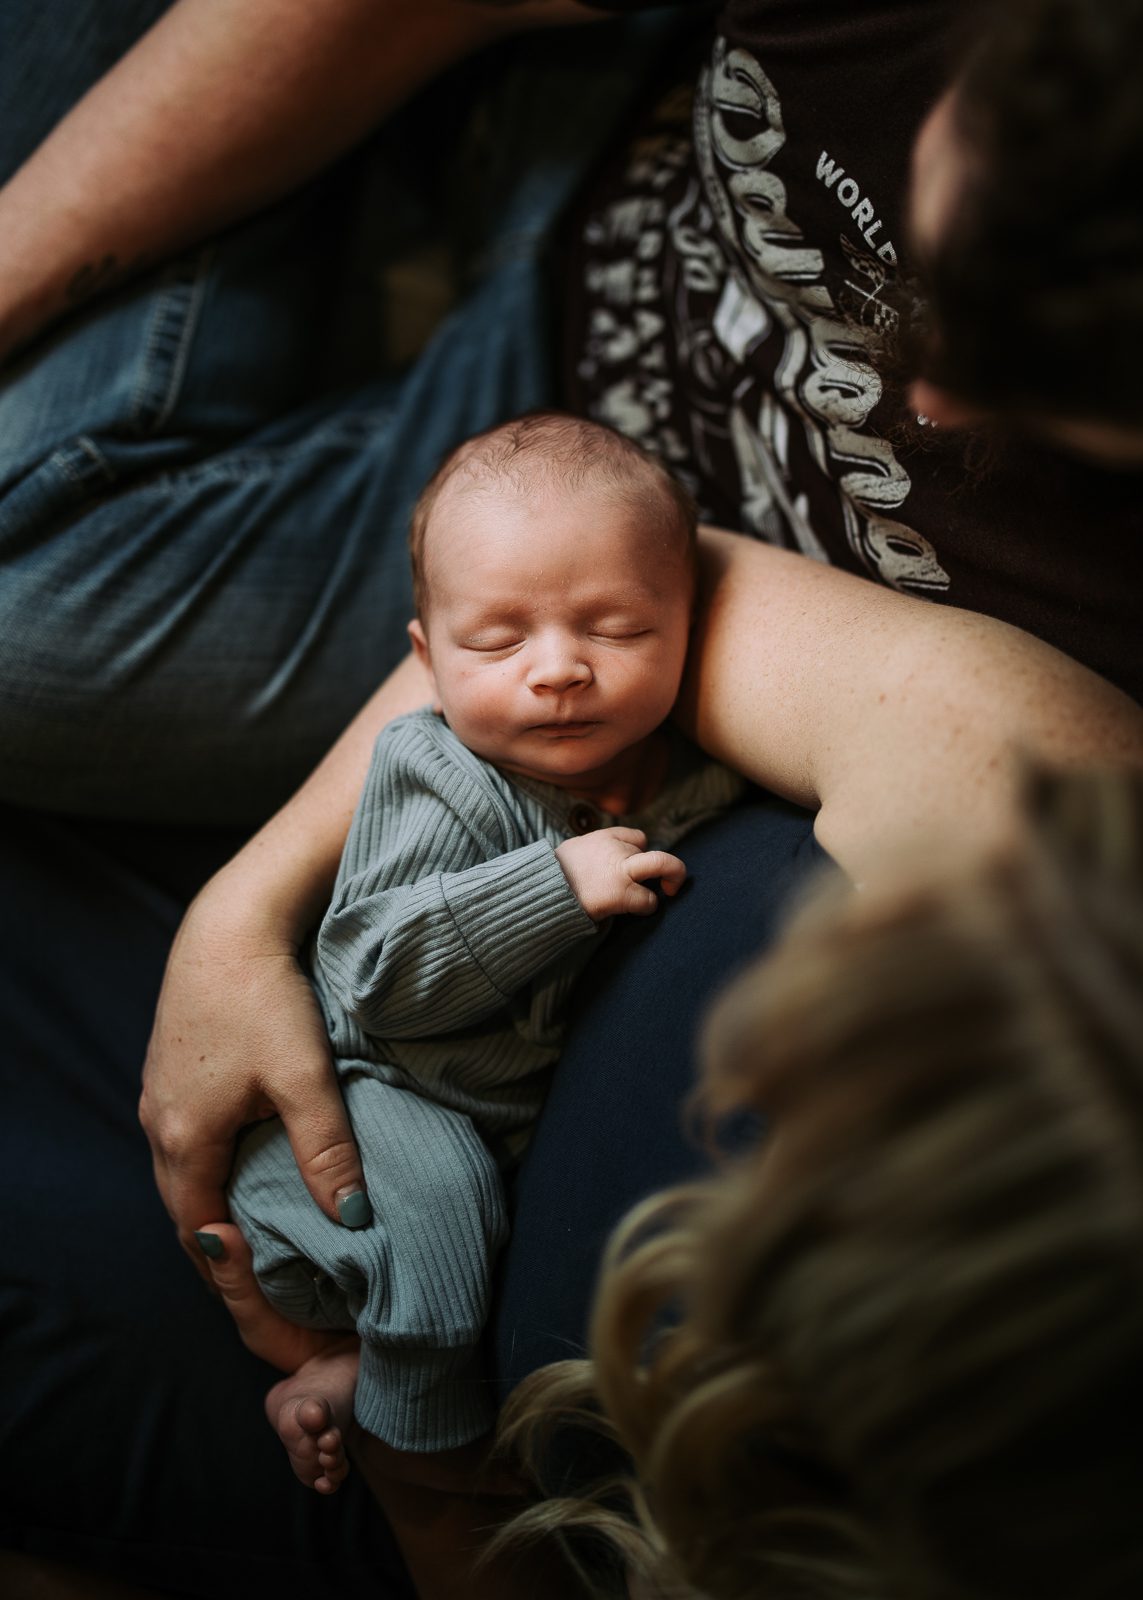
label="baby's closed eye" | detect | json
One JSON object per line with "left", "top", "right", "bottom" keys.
{"left": 462, "top": 632, "right": 523, "bottom": 652}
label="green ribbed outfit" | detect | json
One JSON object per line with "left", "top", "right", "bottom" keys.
{"left": 229, "top": 709, "right": 743, "bottom": 1451}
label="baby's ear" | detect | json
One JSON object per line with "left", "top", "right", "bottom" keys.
{"left": 407, "top": 619, "right": 442, "bottom": 712}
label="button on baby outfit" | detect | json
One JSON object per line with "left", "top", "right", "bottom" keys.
{"left": 567, "top": 802, "right": 600, "bottom": 835}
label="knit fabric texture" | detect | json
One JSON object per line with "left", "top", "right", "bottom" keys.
{"left": 229, "top": 709, "right": 744, "bottom": 1449}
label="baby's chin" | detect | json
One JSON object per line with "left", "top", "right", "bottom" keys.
{"left": 491, "top": 741, "right": 602, "bottom": 781}
{"left": 493, "top": 731, "right": 661, "bottom": 800}
{"left": 494, "top": 754, "right": 606, "bottom": 790}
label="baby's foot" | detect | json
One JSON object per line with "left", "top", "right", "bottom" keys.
{"left": 266, "top": 1338, "right": 361, "bottom": 1494}
{"left": 193, "top": 1221, "right": 361, "bottom": 1495}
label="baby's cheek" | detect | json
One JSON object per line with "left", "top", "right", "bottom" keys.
{"left": 624, "top": 658, "right": 681, "bottom": 722}
{"left": 470, "top": 672, "right": 517, "bottom": 721}
{"left": 445, "top": 671, "right": 518, "bottom": 745}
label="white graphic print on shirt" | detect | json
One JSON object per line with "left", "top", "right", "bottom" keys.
{"left": 578, "top": 41, "right": 949, "bottom": 596}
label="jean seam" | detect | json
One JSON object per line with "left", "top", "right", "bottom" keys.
{"left": 134, "top": 414, "right": 395, "bottom": 495}
{"left": 130, "top": 246, "right": 214, "bottom": 436}
{"left": 53, "top": 435, "right": 116, "bottom": 488}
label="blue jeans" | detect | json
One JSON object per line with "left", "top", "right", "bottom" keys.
{"left": 0, "top": 6, "right": 691, "bottom": 823}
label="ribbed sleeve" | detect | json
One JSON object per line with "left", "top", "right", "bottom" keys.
{"left": 315, "top": 716, "right": 594, "bottom": 1040}
{"left": 356, "top": 1342, "right": 494, "bottom": 1453}
{"left": 439, "top": 841, "right": 595, "bottom": 1001}
{"left": 231, "top": 709, "right": 744, "bottom": 1454}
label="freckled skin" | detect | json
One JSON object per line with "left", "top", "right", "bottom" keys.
{"left": 408, "top": 481, "right": 694, "bottom": 814}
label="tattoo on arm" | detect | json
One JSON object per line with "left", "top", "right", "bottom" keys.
{"left": 1, "top": 251, "right": 153, "bottom": 369}
{"left": 66, "top": 251, "right": 153, "bottom": 309}
{"left": 66, "top": 254, "right": 123, "bottom": 305}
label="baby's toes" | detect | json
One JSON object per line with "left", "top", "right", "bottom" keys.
{"left": 295, "top": 1396, "right": 332, "bottom": 1437}
{"left": 315, "top": 1432, "right": 349, "bottom": 1493}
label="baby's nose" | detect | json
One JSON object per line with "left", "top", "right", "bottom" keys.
{"left": 526, "top": 639, "right": 592, "bottom": 691}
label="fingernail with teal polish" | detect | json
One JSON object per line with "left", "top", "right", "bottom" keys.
{"left": 194, "top": 1231, "right": 224, "bottom": 1260}
{"left": 337, "top": 1190, "right": 372, "bottom": 1229}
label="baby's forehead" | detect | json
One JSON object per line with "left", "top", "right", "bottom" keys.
{"left": 417, "top": 438, "right": 693, "bottom": 603}
{"left": 436, "top": 446, "right": 620, "bottom": 508}
{"left": 432, "top": 461, "right": 540, "bottom": 517}
{"left": 425, "top": 461, "right": 636, "bottom": 548}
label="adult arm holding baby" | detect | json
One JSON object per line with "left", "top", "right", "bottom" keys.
{"left": 146, "top": 488, "right": 1143, "bottom": 1595}
{"left": 5, "top": 1, "right": 1142, "bottom": 1594}
{"left": 680, "top": 529, "right": 1143, "bottom": 870}
{"left": 141, "top": 518, "right": 1143, "bottom": 1263}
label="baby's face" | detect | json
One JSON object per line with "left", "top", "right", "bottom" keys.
{"left": 409, "top": 481, "right": 693, "bottom": 792}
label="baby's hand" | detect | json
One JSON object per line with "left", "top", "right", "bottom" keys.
{"left": 556, "top": 827, "right": 687, "bottom": 921}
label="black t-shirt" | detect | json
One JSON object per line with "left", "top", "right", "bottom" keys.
{"left": 564, "top": 1, "right": 1143, "bottom": 700}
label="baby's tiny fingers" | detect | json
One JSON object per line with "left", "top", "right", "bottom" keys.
{"left": 605, "top": 826, "right": 648, "bottom": 848}
{"left": 626, "top": 882, "right": 661, "bottom": 916}
{"left": 659, "top": 853, "right": 688, "bottom": 895}
{"left": 626, "top": 850, "right": 687, "bottom": 890}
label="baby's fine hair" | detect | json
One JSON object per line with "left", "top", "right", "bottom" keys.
{"left": 498, "top": 767, "right": 1143, "bottom": 1600}
{"left": 408, "top": 412, "right": 698, "bottom": 618}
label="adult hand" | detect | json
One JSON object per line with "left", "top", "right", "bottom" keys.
{"left": 141, "top": 872, "right": 368, "bottom": 1285}
{"left": 141, "top": 656, "right": 434, "bottom": 1286}
{"left": 192, "top": 1222, "right": 341, "bottom": 1372}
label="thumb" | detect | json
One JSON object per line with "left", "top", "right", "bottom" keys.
{"left": 193, "top": 1222, "right": 261, "bottom": 1319}
{"left": 275, "top": 1074, "right": 372, "bottom": 1230}
{"left": 194, "top": 1222, "right": 331, "bottom": 1371}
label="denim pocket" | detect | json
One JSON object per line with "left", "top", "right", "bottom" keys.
{"left": 0, "top": 249, "right": 212, "bottom": 502}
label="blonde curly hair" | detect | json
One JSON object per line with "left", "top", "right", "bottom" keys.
{"left": 497, "top": 768, "right": 1143, "bottom": 1600}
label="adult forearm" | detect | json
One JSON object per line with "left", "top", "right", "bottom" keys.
{"left": 678, "top": 529, "right": 1143, "bottom": 877}
{"left": 201, "top": 653, "right": 434, "bottom": 948}
{"left": 0, "top": 0, "right": 591, "bottom": 362}
{"left": 142, "top": 653, "right": 432, "bottom": 1254}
